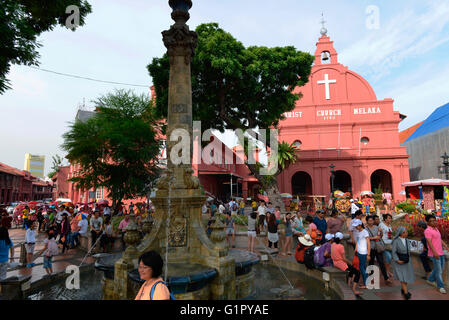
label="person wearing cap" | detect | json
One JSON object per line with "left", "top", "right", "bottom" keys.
{"left": 295, "top": 234, "right": 314, "bottom": 264}
{"left": 315, "top": 234, "right": 334, "bottom": 267}
{"left": 416, "top": 220, "right": 432, "bottom": 278}
{"left": 331, "top": 232, "right": 362, "bottom": 295}
{"left": 353, "top": 219, "right": 370, "bottom": 289}
{"left": 392, "top": 226, "right": 415, "bottom": 299}
{"left": 349, "top": 210, "right": 363, "bottom": 247}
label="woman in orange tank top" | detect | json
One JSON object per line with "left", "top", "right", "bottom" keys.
{"left": 135, "top": 251, "right": 170, "bottom": 300}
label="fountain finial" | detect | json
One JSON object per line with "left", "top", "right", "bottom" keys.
{"left": 169, "top": 0, "right": 193, "bottom": 23}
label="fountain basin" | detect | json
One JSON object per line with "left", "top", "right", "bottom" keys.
{"left": 229, "top": 249, "right": 260, "bottom": 276}
{"left": 128, "top": 263, "right": 217, "bottom": 294}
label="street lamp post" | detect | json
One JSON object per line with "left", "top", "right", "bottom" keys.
{"left": 439, "top": 152, "right": 449, "bottom": 180}
{"left": 330, "top": 164, "right": 336, "bottom": 193}
{"left": 330, "top": 164, "right": 336, "bottom": 211}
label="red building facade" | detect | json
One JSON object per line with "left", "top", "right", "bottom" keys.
{"left": 0, "top": 162, "right": 52, "bottom": 204}
{"left": 277, "top": 31, "right": 410, "bottom": 202}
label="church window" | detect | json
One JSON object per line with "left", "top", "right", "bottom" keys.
{"left": 293, "top": 140, "right": 302, "bottom": 148}
{"left": 361, "top": 137, "right": 370, "bottom": 145}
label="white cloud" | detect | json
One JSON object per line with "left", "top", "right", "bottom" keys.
{"left": 339, "top": 0, "right": 449, "bottom": 81}
{"left": 387, "top": 62, "right": 449, "bottom": 130}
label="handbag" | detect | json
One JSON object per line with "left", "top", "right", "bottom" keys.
{"left": 367, "top": 227, "right": 385, "bottom": 253}
{"left": 396, "top": 239, "right": 409, "bottom": 264}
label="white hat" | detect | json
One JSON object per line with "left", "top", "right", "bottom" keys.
{"left": 351, "top": 219, "right": 362, "bottom": 228}
{"left": 325, "top": 233, "right": 334, "bottom": 241}
{"left": 350, "top": 199, "right": 354, "bottom": 203}
{"left": 335, "top": 232, "right": 344, "bottom": 240}
{"left": 298, "top": 234, "right": 314, "bottom": 246}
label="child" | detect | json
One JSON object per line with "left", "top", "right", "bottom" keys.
{"left": 267, "top": 213, "right": 279, "bottom": 252}
{"left": 281, "top": 212, "right": 293, "bottom": 256}
{"left": 39, "top": 229, "right": 59, "bottom": 275}
{"left": 247, "top": 211, "right": 258, "bottom": 253}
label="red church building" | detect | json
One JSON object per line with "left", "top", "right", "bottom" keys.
{"left": 277, "top": 28, "right": 410, "bottom": 202}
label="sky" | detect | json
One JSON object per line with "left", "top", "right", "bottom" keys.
{"left": 1, "top": 0, "right": 448, "bottom": 176}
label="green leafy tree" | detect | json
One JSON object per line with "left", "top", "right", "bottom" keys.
{"left": 0, "top": 0, "right": 92, "bottom": 93}
{"left": 148, "top": 23, "right": 313, "bottom": 210}
{"left": 62, "top": 89, "right": 162, "bottom": 210}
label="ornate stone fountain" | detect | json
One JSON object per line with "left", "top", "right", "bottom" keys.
{"left": 98, "top": 0, "right": 259, "bottom": 300}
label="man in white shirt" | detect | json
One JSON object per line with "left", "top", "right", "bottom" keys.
{"left": 218, "top": 203, "right": 226, "bottom": 214}
{"left": 258, "top": 201, "right": 267, "bottom": 234}
{"left": 71, "top": 216, "right": 89, "bottom": 248}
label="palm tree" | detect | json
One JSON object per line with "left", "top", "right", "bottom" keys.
{"left": 245, "top": 140, "right": 299, "bottom": 212}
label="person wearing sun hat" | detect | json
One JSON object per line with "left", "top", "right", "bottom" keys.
{"left": 295, "top": 234, "right": 314, "bottom": 264}
{"left": 331, "top": 232, "right": 362, "bottom": 295}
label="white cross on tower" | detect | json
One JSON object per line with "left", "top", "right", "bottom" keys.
{"left": 317, "top": 74, "right": 337, "bottom": 100}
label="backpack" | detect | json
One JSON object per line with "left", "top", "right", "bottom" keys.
{"left": 304, "top": 246, "right": 316, "bottom": 269}
{"left": 46, "top": 238, "right": 59, "bottom": 256}
{"left": 150, "top": 280, "right": 176, "bottom": 300}
{"left": 232, "top": 204, "right": 238, "bottom": 212}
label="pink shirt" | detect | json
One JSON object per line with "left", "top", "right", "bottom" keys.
{"left": 331, "top": 243, "right": 347, "bottom": 271}
{"left": 119, "top": 219, "right": 130, "bottom": 232}
{"left": 309, "top": 223, "right": 317, "bottom": 230}
{"left": 424, "top": 227, "right": 444, "bottom": 257}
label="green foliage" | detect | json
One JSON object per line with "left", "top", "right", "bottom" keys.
{"left": 148, "top": 22, "right": 313, "bottom": 210}
{"left": 396, "top": 202, "right": 409, "bottom": 209}
{"left": 0, "top": 0, "right": 92, "bottom": 93}
{"left": 148, "top": 22, "right": 313, "bottom": 136}
{"left": 403, "top": 205, "right": 417, "bottom": 214}
{"left": 233, "top": 215, "right": 248, "bottom": 226}
{"left": 62, "top": 89, "right": 162, "bottom": 205}
{"left": 112, "top": 216, "right": 124, "bottom": 232}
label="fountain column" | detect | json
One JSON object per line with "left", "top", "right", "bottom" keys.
{"left": 109, "top": 0, "right": 237, "bottom": 300}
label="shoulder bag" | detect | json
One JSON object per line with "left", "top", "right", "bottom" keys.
{"left": 367, "top": 227, "right": 385, "bottom": 253}
{"left": 396, "top": 239, "right": 410, "bottom": 264}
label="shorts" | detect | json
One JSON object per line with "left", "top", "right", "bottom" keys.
{"left": 43, "top": 256, "right": 53, "bottom": 269}
{"left": 226, "top": 228, "right": 234, "bottom": 235}
{"left": 248, "top": 231, "right": 257, "bottom": 238}
{"left": 25, "top": 244, "right": 35, "bottom": 254}
{"left": 258, "top": 215, "right": 266, "bottom": 226}
{"left": 383, "top": 250, "right": 392, "bottom": 264}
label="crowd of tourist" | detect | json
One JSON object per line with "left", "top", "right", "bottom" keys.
{"left": 0, "top": 200, "right": 153, "bottom": 279}
{"left": 201, "top": 195, "right": 449, "bottom": 299}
